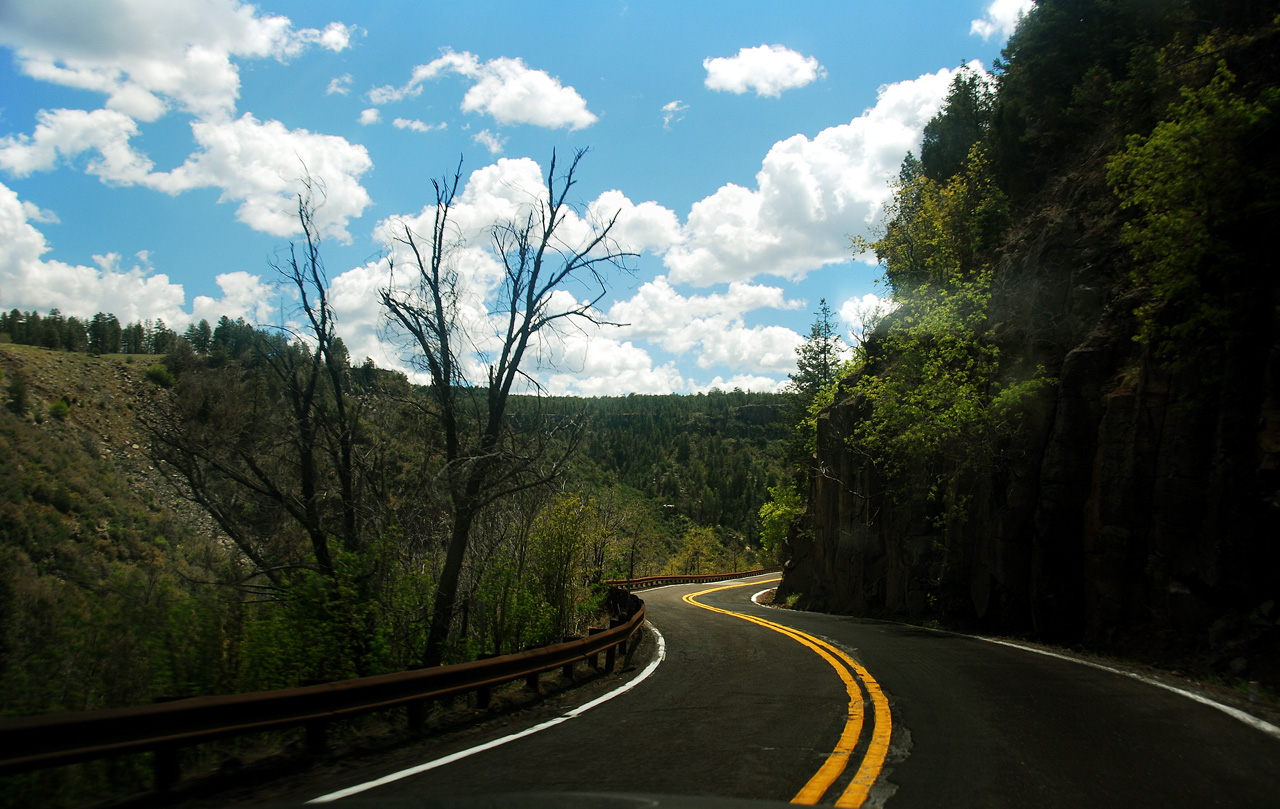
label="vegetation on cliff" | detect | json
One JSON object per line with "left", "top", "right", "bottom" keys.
{"left": 780, "top": 0, "right": 1280, "bottom": 688}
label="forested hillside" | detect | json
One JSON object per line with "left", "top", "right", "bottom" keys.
{"left": 559, "top": 390, "right": 789, "bottom": 540}
{"left": 777, "top": 0, "right": 1280, "bottom": 690}
{"left": 0, "top": 327, "right": 787, "bottom": 717}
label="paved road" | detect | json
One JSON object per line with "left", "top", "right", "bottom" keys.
{"left": 243, "top": 573, "right": 1280, "bottom": 807}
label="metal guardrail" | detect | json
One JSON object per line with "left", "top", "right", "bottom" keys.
{"left": 606, "top": 567, "right": 778, "bottom": 590}
{"left": 0, "top": 589, "right": 646, "bottom": 790}
{"left": 0, "top": 569, "right": 776, "bottom": 792}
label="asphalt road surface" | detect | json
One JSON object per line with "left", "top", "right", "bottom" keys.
{"left": 238, "top": 573, "right": 1280, "bottom": 808}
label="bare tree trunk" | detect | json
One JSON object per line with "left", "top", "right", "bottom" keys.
{"left": 422, "top": 505, "right": 475, "bottom": 667}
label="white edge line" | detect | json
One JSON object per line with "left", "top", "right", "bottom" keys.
{"left": 976, "top": 635, "right": 1280, "bottom": 741}
{"left": 306, "top": 621, "right": 668, "bottom": 803}
{"left": 751, "top": 587, "right": 775, "bottom": 605}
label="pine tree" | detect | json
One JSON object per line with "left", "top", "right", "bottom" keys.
{"left": 787, "top": 298, "right": 845, "bottom": 406}
{"left": 6, "top": 373, "right": 29, "bottom": 415}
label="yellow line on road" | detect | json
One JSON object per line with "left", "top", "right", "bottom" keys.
{"left": 682, "top": 579, "right": 891, "bottom": 808}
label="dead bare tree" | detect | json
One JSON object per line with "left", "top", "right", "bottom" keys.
{"left": 380, "top": 149, "right": 636, "bottom": 666}
{"left": 147, "top": 182, "right": 366, "bottom": 591}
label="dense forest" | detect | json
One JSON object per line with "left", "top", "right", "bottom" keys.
{"left": 775, "top": 0, "right": 1280, "bottom": 691}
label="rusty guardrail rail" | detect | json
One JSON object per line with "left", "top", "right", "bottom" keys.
{"left": 0, "top": 569, "right": 775, "bottom": 791}
{"left": 0, "top": 589, "right": 646, "bottom": 789}
{"left": 606, "top": 567, "right": 778, "bottom": 590}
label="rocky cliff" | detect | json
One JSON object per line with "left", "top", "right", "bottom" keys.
{"left": 779, "top": 166, "right": 1280, "bottom": 683}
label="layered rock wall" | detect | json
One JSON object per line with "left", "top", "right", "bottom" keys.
{"left": 779, "top": 182, "right": 1280, "bottom": 673}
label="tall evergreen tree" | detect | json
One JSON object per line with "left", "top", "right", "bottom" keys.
{"left": 183, "top": 319, "right": 213, "bottom": 354}
{"left": 150, "top": 319, "right": 174, "bottom": 354}
{"left": 921, "top": 66, "right": 993, "bottom": 182}
{"left": 121, "top": 321, "right": 146, "bottom": 354}
{"left": 787, "top": 298, "right": 845, "bottom": 406}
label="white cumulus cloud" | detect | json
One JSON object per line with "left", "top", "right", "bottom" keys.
{"left": 300, "top": 21, "right": 357, "bottom": 53}
{"left": 0, "top": 107, "right": 154, "bottom": 183}
{"left": 0, "top": 0, "right": 355, "bottom": 122}
{"left": 662, "top": 100, "right": 689, "bottom": 129}
{"left": 542, "top": 333, "right": 684, "bottom": 396}
{"left": 327, "top": 74, "right": 353, "bottom": 96}
{"left": 369, "top": 49, "right": 597, "bottom": 130}
{"left": 608, "top": 276, "right": 805, "bottom": 374}
{"left": 970, "top": 0, "right": 1034, "bottom": 41}
{"left": 587, "top": 190, "right": 682, "bottom": 255}
{"left": 0, "top": 179, "right": 272, "bottom": 327}
{"left": 664, "top": 63, "right": 976, "bottom": 286}
{"left": 0, "top": 1, "right": 373, "bottom": 242}
{"left": 472, "top": 129, "right": 506, "bottom": 154}
{"left": 146, "top": 114, "right": 373, "bottom": 242}
{"left": 20, "top": 200, "right": 59, "bottom": 223}
{"left": 703, "top": 44, "right": 826, "bottom": 98}
{"left": 0, "top": 110, "right": 374, "bottom": 242}
{"left": 393, "top": 117, "right": 445, "bottom": 133}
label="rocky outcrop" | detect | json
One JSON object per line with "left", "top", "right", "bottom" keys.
{"left": 778, "top": 176, "right": 1280, "bottom": 682}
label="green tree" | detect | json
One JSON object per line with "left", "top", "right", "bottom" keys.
{"left": 871, "top": 145, "right": 1010, "bottom": 296}
{"left": 759, "top": 483, "right": 801, "bottom": 562}
{"left": 667, "top": 526, "right": 723, "bottom": 575}
{"left": 121, "top": 321, "right": 146, "bottom": 354}
{"left": 23, "top": 311, "right": 41, "bottom": 346}
{"left": 921, "top": 66, "right": 993, "bottom": 182}
{"left": 88, "top": 312, "right": 122, "bottom": 354}
{"left": 6, "top": 372, "right": 29, "bottom": 415}
{"left": 184, "top": 318, "right": 213, "bottom": 354}
{"left": 1107, "top": 56, "right": 1278, "bottom": 369}
{"left": 849, "top": 146, "right": 1045, "bottom": 525}
{"left": 40, "top": 309, "right": 63, "bottom": 349}
{"left": 63, "top": 316, "right": 89, "bottom": 352}
{"left": 529, "top": 492, "right": 601, "bottom": 642}
{"left": 788, "top": 299, "right": 845, "bottom": 405}
{"left": 150, "top": 319, "right": 175, "bottom": 354}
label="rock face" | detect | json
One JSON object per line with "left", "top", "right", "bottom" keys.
{"left": 778, "top": 176, "right": 1280, "bottom": 678}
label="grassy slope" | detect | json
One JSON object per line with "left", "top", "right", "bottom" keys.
{"left": 0, "top": 344, "right": 237, "bottom": 715}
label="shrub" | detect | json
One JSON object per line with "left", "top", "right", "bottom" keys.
{"left": 145, "top": 364, "right": 175, "bottom": 388}
{"left": 48, "top": 399, "right": 70, "bottom": 421}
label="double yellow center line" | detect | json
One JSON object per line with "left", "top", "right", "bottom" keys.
{"left": 682, "top": 579, "right": 891, "bottom": 808}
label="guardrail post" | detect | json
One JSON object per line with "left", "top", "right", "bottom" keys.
{"left": 407, "top": 699, "right": 426, "bottom": 733}
{"left": 305, "top": 720, "right": 328, "bottom": 756}
{"left": 605, "top": 618, "right": 623, "bottom": 672}
{"left": 562, "top": 661, "right": 574, "bottom": 680}
{"left": 525, "top": 672, "right": 539, "bottom": 692}
{"left": 477, "top": 685, "right": 492, "bottom": 710}
{"left": 153, "top": 746, "right": 180, "bottom": 792}
{"left": 587, "top": 627, "right": 603, "bottom": 669}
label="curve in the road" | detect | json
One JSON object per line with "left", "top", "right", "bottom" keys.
{"left": 306, "top": 622, "right": 669, "bottom": 804}
{"left": 682, "top": 579, "right": 892, "bottom": 808}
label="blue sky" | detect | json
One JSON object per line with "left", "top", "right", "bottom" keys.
{"left": 0, "top": 0, "right": 1030, "bottom": 394}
